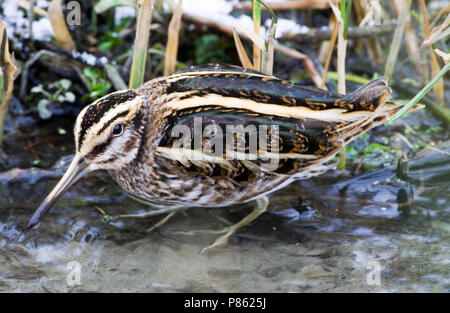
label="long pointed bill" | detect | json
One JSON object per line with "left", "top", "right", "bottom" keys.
{"left": 26, "top": 153, "right": 90, "bottom": 229}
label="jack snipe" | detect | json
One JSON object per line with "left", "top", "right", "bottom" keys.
{"left": 27, "top": 64, "right": 405, "bottom": 251}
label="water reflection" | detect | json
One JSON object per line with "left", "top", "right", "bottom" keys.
{"left": 0, "top": 146, "right": 449, "bottom": 292}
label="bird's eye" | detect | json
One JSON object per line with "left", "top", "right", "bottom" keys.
{"left": 112, "top": 124, "right": 123, "bottom": 136}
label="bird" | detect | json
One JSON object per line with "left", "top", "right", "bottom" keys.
{"left": 26, "top": 64, "right": 407, "bottom": 252}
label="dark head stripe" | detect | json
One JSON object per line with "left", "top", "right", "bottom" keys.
{"left": 78, "top": 90, "right": 137, "bottom": 149}
{"left": 97, "top": 110, "right": 130, "bottom": 135}
{"left": 85, "top": 140, "right": 110, "bottom": 160}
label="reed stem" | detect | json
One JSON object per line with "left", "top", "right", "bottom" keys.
{"left": 129, "top": 0, "right": 155, "bottom": 89}
{"left": 252, "top": 0, "right": 261, "bottom": 71}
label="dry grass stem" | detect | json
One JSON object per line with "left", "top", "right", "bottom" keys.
{"left": 233, "top": 29, "right": 255, "bottom": 69}
{"left": 263, "top": 18, "right": 276, "bottom": 76}
{"left": 330, "top": 0, "right": 348, "bottom": 170}
{"left": 252, "top": 0, "right": 261, "bottom": 71}
{"left": 419, "top": 0, "right": 444, "bottom": 103}
{"left": 104, "top": 64, "right": 127, "bottom": 90}
{"left": 354, "top": 0, "right": 381, "bottom": 65}
{"left": 320, "top": 16, "right": 338, "bottom": 89}
{"left": 0, "top": 22, "right": 20, "bottom": 147}
{"left": 330, "top": 0, "right": 347, "bottom": 94}
{"left": 234, "top": 23, "right": 266, "bottom": 52}
{"left": 359, "top": 0, "right": 381, "bottom": 27}
{"left": 384, "top": 0, "right": 412, "bottom": 81}
{"left": 258, "top": 0, "right": 278, "bottom": 76}
{"left": 164, "top": 0, "right": 183, "bottom": 75}
{"left": 421, "top": 5, "right": 450, "bottom": 46}
{"left": 182, "top": 13, "right": 322, "bottom": 86}
{"left": 48, "top": 0, "right": 76, "bottom": 50}
{"left": 318, "top": 16, "right": 335, "bottom": 63}
{"left": 434, "top": 49, "right": 449, "bottom": 64}
{"left": 129, "top": 0, "right": 155, "bottom": 88}
{"left": 430, "top": 4, "right": 450, "bottom": 28}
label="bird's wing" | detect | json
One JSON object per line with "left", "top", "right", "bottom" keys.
{"left": 153, "top": 66, "right": 391, "bottom": 182}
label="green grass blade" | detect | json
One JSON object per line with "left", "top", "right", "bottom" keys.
{"left": 388, "top": 62, "right": 450, "bottom": 123}
{"left": 252, "top": 0, "right": 261, "bottom": 71}
{"left": 342, "top": 0, "right": 352, "bottom": 39}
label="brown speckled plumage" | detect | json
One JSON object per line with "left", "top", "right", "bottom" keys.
{"left": 105, "top": 64, "right": 395, "bottom": 207}
{"left": 28, "top": 64, "right": 406, "bottom": 246}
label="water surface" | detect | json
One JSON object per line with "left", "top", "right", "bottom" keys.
{"left": 0, "top": 127, "right": 448, "bottom": 292}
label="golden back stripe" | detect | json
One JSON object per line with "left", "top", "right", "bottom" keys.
{"left": 163, "top": 93, "right": 370, "bottom": 123}
{"left": 161, "top": 70, "right": 275, "bottom": 84}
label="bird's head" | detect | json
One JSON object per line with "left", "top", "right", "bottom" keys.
{"left": 74, "top": 89, "right": 146, "bottom": 170}
{"left": 27, "top": 89, "right": 146, "bottom": 229}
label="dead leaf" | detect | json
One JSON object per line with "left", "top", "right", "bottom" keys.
{"left": 422, "top": 14, "right": 450, "bottom": 47}
{"left": 434, "top": 49, "right": 449, "bottom": 64}
{"left": 233, "top": 28, "right": 255, "bottom": 69}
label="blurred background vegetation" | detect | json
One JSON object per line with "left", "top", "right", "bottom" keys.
{"left": 0, "top": 0, "right": 448, "bottom": 173}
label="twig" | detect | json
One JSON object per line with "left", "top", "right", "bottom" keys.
{"left": 234, "top": 0, "right": 330, "bottom": 11}
{"left": 19, "top": 50, "right": 59, "bottom": 100}
{"left": 278, "top": 22, "right": 396, "bottom": 43}
{"left": 19, "top": 42, "right": 126, "bottom": 95}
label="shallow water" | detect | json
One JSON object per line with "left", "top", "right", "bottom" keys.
{"left": 0, "top": 129, "right": 449, "bottom": 292}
